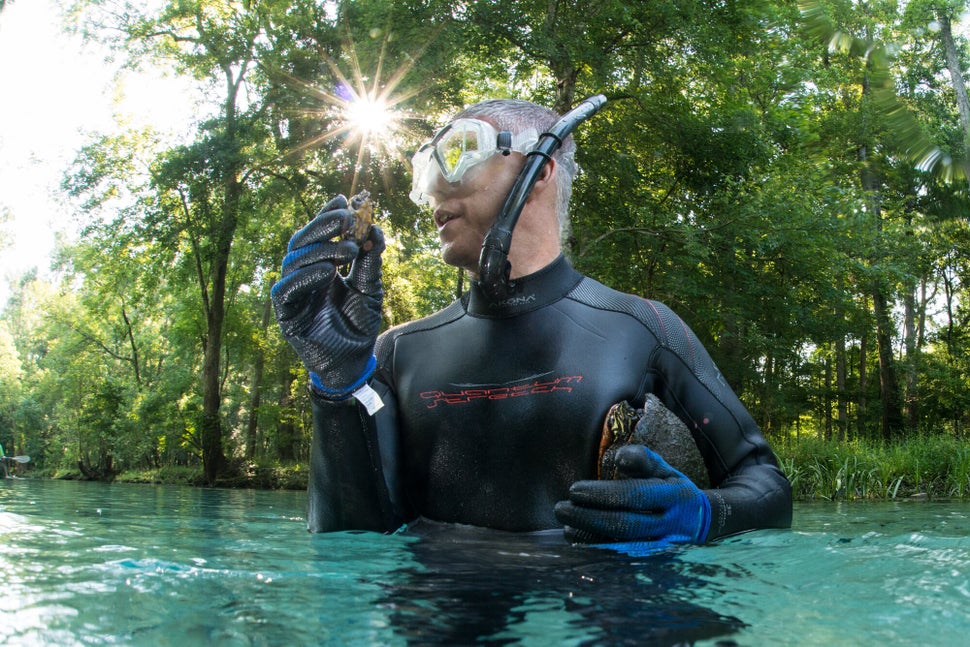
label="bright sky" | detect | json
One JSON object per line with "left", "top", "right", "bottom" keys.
{"left": 0, "top": 0, "right": 200, "bottom": 306}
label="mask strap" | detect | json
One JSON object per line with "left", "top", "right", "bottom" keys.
{"left": 497, "top": 131, "right": 513, "bottom": 156}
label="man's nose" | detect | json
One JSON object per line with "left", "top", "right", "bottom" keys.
{"left": 425, "top": 170, "right": 460, "bottom": 206}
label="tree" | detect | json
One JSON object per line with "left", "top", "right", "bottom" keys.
{"left": 0, "top": 319, "right": 22, "bottom": 453}
{"left": 16, "top": 0, "right": 967, "bottom": 474}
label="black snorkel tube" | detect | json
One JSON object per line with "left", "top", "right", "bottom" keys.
{"left": 478, "top": 94, "right": 608, "bottom": 301}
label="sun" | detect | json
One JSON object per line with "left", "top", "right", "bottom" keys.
{"left": 326, "top": 75, "right": 414, "bottom": 194}
{"left": 343, "top": 91, "right": 396, "bottom": 139}
{"left": 330, "top": 77, "right": 408, "bottom": 163}
{"left": 277, "top": 24, "right": 436, "bottom": 195}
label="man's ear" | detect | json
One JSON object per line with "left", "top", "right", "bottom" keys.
{"left": 525, "top": 158, "right": 557, "bottom": 203}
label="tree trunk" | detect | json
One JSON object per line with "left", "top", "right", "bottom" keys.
{"left": 277, "top": 372, "right": 297, "bottom": 461}
{"left": 551, "top": 61, "right": 579, "bottom": 115}
{"left": 200, "top": 57, "right": 249, "bottom": 484}
{"left": 245, "top": 295, "right": 274, "bottom": 460}
{"left": 201, "top": 283, "right": 228, "bottom": 483}
{"left": 939, "top": 13, "right": 970, "bottom": 159}
{"left": 872, "top": 287, "right": 904, "bottom": 441}
{"left": 718, "top": 308, "right": 746, "bottom": 395}
{"left": 859, "top": 49, "right": 904, "bottom": 442}
{"left": 824, "top": 355, "right": 833, "bottom": 441}
{"left": 200, "top": 166, "right": 241, "bottom": 484}
{"left": 859, "top": 161, "right": 904, "bottom": 442}
{"left": 121, "top": 304, "right": 141, "bottom": 385}
{"left": 940, "top": 259, "right": 961, "bottom": 435}
{"left": 836, "top": 333, "right": 848, "bottom": 442}
{"left": 903, "top": 283, "right": 919, "bottom": 431}
{"left": 858, "top": 312, "right": 869, "bottom": 439}
{"left": 760, "top": 352, "right": 775, "bottom": 435}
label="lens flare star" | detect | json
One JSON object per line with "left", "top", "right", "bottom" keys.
{"left": 276, "top": 23, "right": 437, "bottom": 195}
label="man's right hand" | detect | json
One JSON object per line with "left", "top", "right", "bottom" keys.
{"left": 271, "top": 195, "right": 385, "bottom": 399}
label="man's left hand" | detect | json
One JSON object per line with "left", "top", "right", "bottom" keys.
{"left": 555, "top": 444, "right": 711, "bottom": 554}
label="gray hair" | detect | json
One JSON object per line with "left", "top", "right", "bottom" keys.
{"left": 454, "top": 99, "right": 577, "bottom": 237}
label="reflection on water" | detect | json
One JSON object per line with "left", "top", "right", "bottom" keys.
{"left": 2, "top": 480, "right": 970, "bottom": 645}
{"left": 381, "top": 519, "right": 742, "bottom": 645}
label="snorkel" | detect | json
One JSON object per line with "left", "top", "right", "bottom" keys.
{"left": 478, "top": 94, "right": 608, "bottom": 300}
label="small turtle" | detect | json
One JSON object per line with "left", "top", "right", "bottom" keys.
{"left": 597, "top": 395, "right": 709, "bottom": 487}
{"left": 343, "top": 190, "right": 375, "bottom": 246}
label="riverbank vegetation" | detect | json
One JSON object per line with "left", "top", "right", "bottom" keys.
{"left": 20, "top": 435, "right": 970, "bottom": 503}
{"left": 1, "top": 1, "right": 970, "bottom": 490}
{"left": 779, "top": 435, "right": 970, "bottom": 501}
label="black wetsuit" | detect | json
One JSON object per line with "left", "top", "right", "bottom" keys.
{"left": 308, "top": 255, "right": 792, "bottom": 538}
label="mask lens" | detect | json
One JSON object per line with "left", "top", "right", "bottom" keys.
{"left": 409, "top": 146, "right": 436, "bottom": 205}
{"left": 439, "top": 131, "right": 466, "bottom": 175}
{"left": 437, "top": 124, "right": 485, "bottom": 181}
{"left": 409, "top": 118, "right": 532, "bottom": 206}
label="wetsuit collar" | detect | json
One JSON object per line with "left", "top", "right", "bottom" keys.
{"left": 466, "top": 255, "right": 583, "bottom": 317}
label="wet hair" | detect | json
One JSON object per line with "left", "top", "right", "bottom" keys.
{"left": 454, "top": 99, "right": 577, "bottom": 237}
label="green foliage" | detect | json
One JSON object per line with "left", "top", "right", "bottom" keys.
{"left": 2, "top": 0, "right": 970, "bottom": 481}
{"left": 778, "top": 434, "right": 970, "bottom": 500}
{"left": 113, "top": 460, "right": 308, "bottom": 489}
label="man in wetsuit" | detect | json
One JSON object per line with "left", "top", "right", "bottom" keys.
{"left": 272, "top": 99, "right": 792, "bottom": 550}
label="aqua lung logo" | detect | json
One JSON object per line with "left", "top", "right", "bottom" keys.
{"left": 420, "top": 375, "right": 583, "bottom": 408}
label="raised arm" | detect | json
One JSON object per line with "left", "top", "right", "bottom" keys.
{"left": 272, "top": 195, "right": 403, "bottom": 532}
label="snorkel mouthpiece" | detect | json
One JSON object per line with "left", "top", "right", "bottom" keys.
{"left": 478, "top": 95, "right": 608, "bottom": 301}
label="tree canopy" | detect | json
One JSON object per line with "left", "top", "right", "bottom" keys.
{"left": 2, "top": 0, "right": 970, "bottom": 482}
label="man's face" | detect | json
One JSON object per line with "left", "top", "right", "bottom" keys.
{"left": 423, "top": 139, "right": 525, "bottom": 274}
{"left": 410, "top": 117, "right": 536, "bottom": 273}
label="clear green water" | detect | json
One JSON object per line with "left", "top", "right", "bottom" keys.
{"left": 2, "top": 479, "right": 969, "bottom": 645}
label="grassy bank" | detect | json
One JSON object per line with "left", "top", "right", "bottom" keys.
{"left": 43, "top": 462, "right": 310, "bottom": 490}
{"left": 775, "top": 434, "right": 970, "bottom": 501}
{"left": 34, "top": 435, "right": 970, "bottom": 501}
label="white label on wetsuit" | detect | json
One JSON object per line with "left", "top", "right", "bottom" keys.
{"left": 353, "top": 383, "right": 384, "bottom": 415}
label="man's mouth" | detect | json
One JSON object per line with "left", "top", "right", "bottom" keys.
{"left": 434, "top": 210, "right": 460, "bottom": 229}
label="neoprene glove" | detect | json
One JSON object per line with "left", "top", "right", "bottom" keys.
{"left": 555, "top": 444, "right": 712, "bottom": 555}
{"left": 271, "top": 195, "right": 385, "bottom": 400}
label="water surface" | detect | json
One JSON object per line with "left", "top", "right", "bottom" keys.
{"left": 2, "top": 479, "right": 969, "bottom": 645}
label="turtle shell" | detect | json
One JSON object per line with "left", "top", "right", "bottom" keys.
{"left": 344, "top": 190, "right": 374, "bottom": 245}
{"left": 597, "top": 400, "right": 642, "bottom": 479}
{"left": 597, "top": 395, "right": 709, "bottom": 486}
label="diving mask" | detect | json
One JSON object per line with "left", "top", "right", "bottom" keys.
{"left": 409, "top": 118, "right": 539, "bottom": 206}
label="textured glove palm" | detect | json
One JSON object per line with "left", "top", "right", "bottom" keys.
{"left": 271, "top": 196, "right": 385, "bottom": 398}
{"left": 555, "top": 444, "right": 711, "bottom": 555}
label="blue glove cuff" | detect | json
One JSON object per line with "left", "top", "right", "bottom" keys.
{"left": 309, "top": 355, "right": 377, "bottom": 400}
{"left": 695, "top": 491, "right": 712, "bottom": 542}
